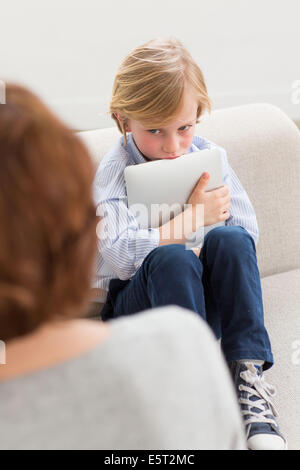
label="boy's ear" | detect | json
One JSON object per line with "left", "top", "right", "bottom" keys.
{"left": 114, "top": 113, "right": 130, "bottom": 131}
{"left": 113, "top": 112, "right": 122, "bottom": 124}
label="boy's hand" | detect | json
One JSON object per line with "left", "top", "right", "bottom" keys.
{"left": 187, "top": 172, "right": 231, "bottom": 226}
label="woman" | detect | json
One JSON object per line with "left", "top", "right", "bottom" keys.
{"left": 0, "top": 84, "right": 245, "bottom": 450}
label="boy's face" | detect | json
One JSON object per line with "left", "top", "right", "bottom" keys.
{"left": 125, "top": 91, "right": 198, "bottom": 161}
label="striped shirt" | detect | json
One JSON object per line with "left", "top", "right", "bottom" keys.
{"left": 92, "top": 133, "right": 259, "bottom": 301}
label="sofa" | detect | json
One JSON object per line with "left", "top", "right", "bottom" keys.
{"left": 79, "top": 103, "right": 300, "bottom": 450}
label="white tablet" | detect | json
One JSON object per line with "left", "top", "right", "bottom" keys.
{"left": 124, "top": 148, "right": 225, "bottom": 245}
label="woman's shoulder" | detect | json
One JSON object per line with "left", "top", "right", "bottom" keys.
{"left": 0, "top": 307, "right": 245, "bottom": 450}
{"left": 105, "top": 305, "right": 220, "bottom": 367}
{"left": 109, "top": 304, "right": 207, "bottom": 339}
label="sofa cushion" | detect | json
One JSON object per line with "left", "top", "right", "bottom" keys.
{"left": 261, "top": 268, "right": 300, "bottom": 450}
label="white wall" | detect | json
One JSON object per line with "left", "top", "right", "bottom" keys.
{"left": 1, "top": 0, "right": 300, "bottom": 130}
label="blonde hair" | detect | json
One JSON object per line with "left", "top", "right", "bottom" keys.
{"left": 110, "top": 37, "right": 212, "bottom": 146}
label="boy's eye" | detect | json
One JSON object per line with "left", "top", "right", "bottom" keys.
{"left": 147, "top": 125, "right": 192, "bottom": 134}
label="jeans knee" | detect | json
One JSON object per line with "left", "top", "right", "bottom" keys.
{"left": 206, "top": 225, "right": 255, "bottom": 254}
{"left": 146, "top": 244, "right": 202, "bottom": 276}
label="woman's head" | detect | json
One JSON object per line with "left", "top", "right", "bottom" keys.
{"left": 0, "top": 84, "right": 98, "bottom": 341}
{"left": 110, "top": 37, "right": 212, "bottom": 151}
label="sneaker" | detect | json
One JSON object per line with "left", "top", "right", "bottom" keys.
{"left": 229, "top": 361, "right": 288, "bottom": 450}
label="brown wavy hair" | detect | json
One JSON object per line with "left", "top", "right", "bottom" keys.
{"left": 0, "top": 84, "right": 98, "bottom": 341}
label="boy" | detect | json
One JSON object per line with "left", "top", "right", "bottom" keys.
{"left": 93, "top": 37, "right": 287, "bottom": 450}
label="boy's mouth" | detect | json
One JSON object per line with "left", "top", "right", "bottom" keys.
{"left": 146, "top": 155, "right": 181, "bottom": 161}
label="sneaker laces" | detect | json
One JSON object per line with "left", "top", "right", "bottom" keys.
{"left": 239, "top": 363, "right": 278, "bottom": 429}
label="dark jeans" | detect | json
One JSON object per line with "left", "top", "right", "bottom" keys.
{"left": 101, "top": 225, "right": 274, "bottom": 370}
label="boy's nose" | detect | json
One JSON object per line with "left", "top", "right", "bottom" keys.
{"left": 162, "top": 136, "right": 180, "bottom": 155}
